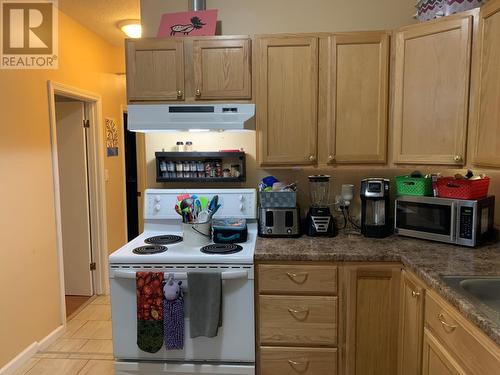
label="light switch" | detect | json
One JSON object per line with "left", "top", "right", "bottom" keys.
{"left": 104, "top": 169, "right": 109, "bottom": 182}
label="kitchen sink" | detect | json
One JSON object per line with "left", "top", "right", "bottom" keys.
{"left": 440, "top": 276, "right": 500, "bottom": 325}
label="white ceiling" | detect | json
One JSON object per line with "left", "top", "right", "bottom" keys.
{"left": 58, "top": 0, "right": 141, "bottom": 46}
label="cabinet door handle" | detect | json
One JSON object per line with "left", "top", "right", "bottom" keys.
{"left": 288, "top": 307, "right": 310, "bottom": 320}
{"left": 454, "top": 155, "right": 463, "bottom": 162}
{"left": 438, "top": 313, "right": 457, "bottom": 332}
{"left": 286, "top": 272, "right": 308, "bottom": 284}
{"left": 411, "top": 290, "right": 420, "bottom": 298}
{"left": 309, "top": 155, "right": 316, "bottom": 162}
{"left": 328, "top": 155, "right": 334, "bottom": 161}
{"left": 195, "top": 89, "right": 201, "bottom": 96}
{"left": 176, "top": 90, "right": 183, "bottom": 98}
{"left": 288, "top": 359, "right": 310, "bottom": 373}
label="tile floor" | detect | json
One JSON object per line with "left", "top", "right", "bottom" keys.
{"left": 15, "top": 295, "right": 114, "bottom": 375}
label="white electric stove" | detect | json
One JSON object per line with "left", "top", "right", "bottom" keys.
{"left": 109, "top": 189, "right": 257, "bottom": 375}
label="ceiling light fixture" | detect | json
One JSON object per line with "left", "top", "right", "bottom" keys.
{"left": 118, "top": 20, "right": 142, "bottom": 38}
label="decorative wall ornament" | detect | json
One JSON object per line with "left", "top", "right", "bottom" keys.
{"left": 157, "top": 10, "right": 217, "bottom": 37}
{"left": 106, "top": 118, "right": 119, "bottom": 157}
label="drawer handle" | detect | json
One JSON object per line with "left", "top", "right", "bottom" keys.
{"left": 286, "top": 272, "right": 309, "bottom": 284}
{"left": 288, "top": 307, "right": 310, "bottom": 320}
{"left": 288, "top": 359, "right": 309, "bottom": 373}
{"left": 438, "top": 313, "right": 457, "bottom": 332}
{"left": 411, "top": 290, "right": 420, "bottom": 298}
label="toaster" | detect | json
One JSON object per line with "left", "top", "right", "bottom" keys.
{"left": 258, "top": 207, "right": 301, "bottom": 237}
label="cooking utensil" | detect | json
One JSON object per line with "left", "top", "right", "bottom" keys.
{"left": 208, "top": 195, "right": 218, "bottom": 212}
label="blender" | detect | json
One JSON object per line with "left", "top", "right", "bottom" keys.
{"left": 305, "top": 175, "right": 337, "bottom": 237}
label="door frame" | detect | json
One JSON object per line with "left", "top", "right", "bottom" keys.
{"left": 47, "top": 81, "right": 109, "bottom": 323}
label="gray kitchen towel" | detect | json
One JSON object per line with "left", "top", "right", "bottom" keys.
{"left": 187, "top": 272, "right": 222, "bottom": 338}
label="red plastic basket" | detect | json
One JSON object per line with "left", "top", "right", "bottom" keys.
{"left": 436, "top": 177, "right": 490, "bottom": 200}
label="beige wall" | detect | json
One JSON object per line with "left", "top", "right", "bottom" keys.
{"left": 144, "top": 134, "right": 500, "bottom": 227}
{"left": 0, "top": 11, "right": 126, "bottom": 367}
{"left": 141, "top": 0, "right": 418, "bottom": 37}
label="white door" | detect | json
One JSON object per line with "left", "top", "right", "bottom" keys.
{"left": 56, "top": 101, "right": 93, "bottom": 296}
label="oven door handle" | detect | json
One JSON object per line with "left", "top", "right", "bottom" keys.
{"left": 110, "top": 269, "right": 249, "bottom": 280}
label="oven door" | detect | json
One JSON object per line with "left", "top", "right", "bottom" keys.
{"left": 109, "top": 264, "right": 255, "bottom": 364}
{"left": 395, "top": 196, "right": 456, "bottom": 243}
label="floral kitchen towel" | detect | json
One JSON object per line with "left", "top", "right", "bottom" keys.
{"left": 136, "top": 272, "right": 164, "bottom": 353}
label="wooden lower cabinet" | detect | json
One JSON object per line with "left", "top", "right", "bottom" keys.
{"left": 422, "top": 328, "right": 467, "bottom": 375}
{"left": 340, "top": 264, "right": 401, "bottom": 375}
{"left": 259, "top": 295, "right": 337, "bottom": 346}
{"left": 260, "top": 347, "right": 337, "bottom": 375}
{"left": 398, "top": 270, "right": 426, "bottom": 375}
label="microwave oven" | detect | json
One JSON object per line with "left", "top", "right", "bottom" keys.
{"left": 394, "top": 196, "right": 495, "bottom": 247}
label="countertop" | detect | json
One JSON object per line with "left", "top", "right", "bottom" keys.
{"left": 255, "top": 234, "right": 500, "bottom": 345}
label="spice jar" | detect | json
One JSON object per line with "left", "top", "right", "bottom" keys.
{"left": 176, "top": 141, "right": 184, "bottom": 152}
{"left": 185, "top": 141, "right": 193, "bottom": 151}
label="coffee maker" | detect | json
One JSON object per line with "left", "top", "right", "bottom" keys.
{"left": 306, "top": 175, "right": 337, "bottom": 237}
{"left": 360, "top": 178, "right": 392, "bottom": 238}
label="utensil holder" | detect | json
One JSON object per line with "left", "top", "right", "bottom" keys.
{"left": 183, "top": 221, "right": 211, "bottom": 247}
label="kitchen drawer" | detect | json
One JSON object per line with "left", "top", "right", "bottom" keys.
{"left": 425, "top": 290, "right": 500, "bottom": 375}
{"left": 260, "top": 346, "right": 337, "bottom": 375}
{"left": 259, "top": 295, "right": 337, "bottom": 346}
{"left": 258, "top": 264, "right": 337, "bottom": 295}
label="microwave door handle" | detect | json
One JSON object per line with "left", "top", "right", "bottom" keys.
{"left": 450, "top": 202, "right": 457, "bottom": 241}
{"left": 111, "top": 269, "right": 248, "bottom": 280}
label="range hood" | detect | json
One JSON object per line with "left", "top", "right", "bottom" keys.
{"left": 127, "top": 103, "right": 255, "bottom": 132}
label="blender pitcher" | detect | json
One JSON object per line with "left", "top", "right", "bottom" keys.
{"left": 309, "top": 175, "right": 330, "bottom": 207}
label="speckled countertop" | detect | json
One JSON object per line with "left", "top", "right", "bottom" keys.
{"left": 255, "top": 234, "right": 500, "bottom": 345}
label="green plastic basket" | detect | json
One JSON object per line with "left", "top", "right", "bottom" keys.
{"left": 396, "top": 175, "right": 433, "bottom": 196}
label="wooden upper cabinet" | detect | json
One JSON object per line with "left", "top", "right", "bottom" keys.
{"left": 398, "top": 270, "right": 426, "bottom": 375}
{"left": 472, "top": 0, "right": 500, "bottom": 167}
{"left": 393, "top": 15, "right": 473, "bottom": 165}
{"left": 192, "top": 38, "right": 251, "bottom": 99}
{"left": 326, "top": 32, "right": 390, "bottom": 164}
{"left": 256, "top": 36, "right": 318, "bottom": 165}
{"left": 126, "top": 39, "right": 185, "bottom": 101}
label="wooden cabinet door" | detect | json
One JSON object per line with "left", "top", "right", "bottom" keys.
{"left": 192, "top": 38, "right": 251, "bottom": 99}
{"left": 256, "top": 36, "right": 318, "bottom": 165}
{"left": 126, "top": 39, "right": 184, "bottom": 101}
{"left": 326, "top": 32, "right": 390, "bottom": 164}
{"left": 398, "top": 270, "right": 425, "bottom": 375}
{"left": 393, "top": 15, "right": 472, "bottom": 165}
{"left": 472, "top": 0, "right": 500, "bottom": 167}
{"left": 422, "top": 329, "right": 467, "bottom": 375}
{"left": 340, "top": 264, "right": 401, "bottom": 375}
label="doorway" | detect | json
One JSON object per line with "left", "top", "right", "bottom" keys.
{"left": 123, "top": 112, "right": 139, "bottom": 241}
{"left": 55, "top": 96, "right": 94, "bottom": 316}
{"left": 48, "top": 81, "right": 109, "bottom": 324}
{"left": 122, "top": 110, "right": 147, "bottom": 238}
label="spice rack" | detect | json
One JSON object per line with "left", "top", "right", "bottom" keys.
{"left": 155, "top": 151, "right": 246, "bottom": 183}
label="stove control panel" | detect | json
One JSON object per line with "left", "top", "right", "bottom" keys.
{"left": 144, "top": 189, "right": 257, "bottom": 219}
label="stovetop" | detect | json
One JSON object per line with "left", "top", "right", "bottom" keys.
{"left": 109, "top": 223, "right": 257, "bottom": 265}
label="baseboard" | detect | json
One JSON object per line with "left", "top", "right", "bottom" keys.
{"left": 36, "top": 325, "right": 64, "bottom": 352}
{"left": 0, "top": 343, "right": 38, "bottom": 375}
{"left": 0, "top": 325, "right": 64, "bottom": 375}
